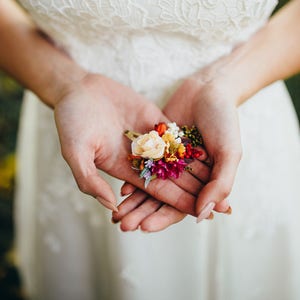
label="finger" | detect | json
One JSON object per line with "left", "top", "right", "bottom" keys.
{"left": 112, "top": 189, "right": 148, "bottom": 222}
{"left": 132, "top": 177, "right": 196, "bottom": 215}
{"left": 120, "top": 198, "right": 162, "bottom": 232}
{"left": 140, "top": 204, "right": 186, "bottom": 232}
{"left": 214, "top": 199, "right": 231, "bottom": 213}
{"left": 120, "top": 182, "right": 137, "bottom": 196}
{"left": 186, "top": 159, "right": 211, "bottom": 183}
{"left": 195, "top": 151, "right": 241, "bottom": 222}
{"left": 169, "top": 170, "right": 204, "bottom": 196}
{"left": 64, "top": 148, "right": 117, "bottom": 211}
{"left": 117, "top": 158, "right": 197, "bottom": 215}
{"left": 195, "top": 146, "right": 208, "bottom": 162}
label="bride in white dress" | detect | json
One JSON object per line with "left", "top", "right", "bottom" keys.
{"left": 1, "top": 0, "right": 300, "bottom": 299}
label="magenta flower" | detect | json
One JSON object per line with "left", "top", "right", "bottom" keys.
{"left": 151, "top": 159, "right": 187, "bottom": 180}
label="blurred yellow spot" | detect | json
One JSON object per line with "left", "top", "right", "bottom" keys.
{"left": 0, "top": 153, "right": 16, "bottom": 190}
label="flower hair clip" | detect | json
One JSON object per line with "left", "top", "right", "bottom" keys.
{"left": 125, "top": 122, "right": 205, "bottom": 188}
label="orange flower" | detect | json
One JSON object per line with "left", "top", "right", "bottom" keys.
{"left": 139, "top": 159, "right": 145, "bottom": 171}
{"left": 154, "top": 122, "right": 167, "bottom": 136}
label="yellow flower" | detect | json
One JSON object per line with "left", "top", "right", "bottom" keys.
{"left": 177, "top": 144, "right": 186, "bottom": 158}
{"left": 162, "top": 132, "right": 175, "bottom": 143}
{"left": 164, "top": 154, "right": 178, "bottom": 162}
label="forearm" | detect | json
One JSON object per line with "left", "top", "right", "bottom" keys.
{"left": 205, "top": 0, "right": 300, "bottom": 105}
{"left": 0, "top": 0, "right": 87, "bottom": 107}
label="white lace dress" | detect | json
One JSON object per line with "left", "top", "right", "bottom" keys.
{"left": 15, "top": 1, "right": 300, "bottom": 300}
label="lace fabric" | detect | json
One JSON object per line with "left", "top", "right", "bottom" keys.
{"left": 20, "top": 1, "right": 278, "bottom": 105}
{"left": 20, "top": 1, "right": 278, "bottom": 39}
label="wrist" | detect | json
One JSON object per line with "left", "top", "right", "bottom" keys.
{"left": 198, "top": 43, "right": 264, "bottom": 107}
{"left": 215, "top": 28, "right": 271, "bottom": 106}
{"left": 193, "top": 55, "right": 246, "bottom": 108}
{"left": 195, "top": 23, "right": 278, "bottom": 107}
{"left": 38, "top": 58, "right": 89, "bottom": 108}
{"left": 202, "top": 0, "right": 300, "bottom": 107}
{"left": 0, "top": 1, "right": 89, "bottom": 109}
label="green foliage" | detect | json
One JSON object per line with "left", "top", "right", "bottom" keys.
{"left": 286, "top": 76, "right": 300, "bottom": 121}
{"left": 0, "top": 72, "right": 23, "bottom": 157}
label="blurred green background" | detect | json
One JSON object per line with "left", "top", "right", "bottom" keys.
{"left": 0, "top": 72, "right": 24, "bottom": 300}
{"left": 0, "top": 1, "right": 299, "bottom": 299}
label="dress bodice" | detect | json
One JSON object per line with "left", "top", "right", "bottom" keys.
{"left": 19, "top": 0, "right": 278, "bottom": 101}
{"left": 20, "top": 1, "right": 278, "bottom": 40}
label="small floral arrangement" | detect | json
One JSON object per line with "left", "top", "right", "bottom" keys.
{"left": 125, "top": 122, "right": 204, "bottom": 187}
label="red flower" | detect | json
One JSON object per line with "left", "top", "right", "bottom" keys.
{"left": 154, "top": 122, "right": 167, "bottom": 136}
{"left": 184, "top": 144, "right": 206, "bottom": 159}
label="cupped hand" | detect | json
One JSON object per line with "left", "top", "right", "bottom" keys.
{"left": 54, "top": 73, "right": 208, "bottom": 213}
{"left": 163, "top": 74, "right": 241, "bottom": 222}
{"left": 113, "top": 72, "right": 239, "bottom": 231}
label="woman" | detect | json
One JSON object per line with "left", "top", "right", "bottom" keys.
{"left": 0, "top": 0, "right": 300, "bottom": 299}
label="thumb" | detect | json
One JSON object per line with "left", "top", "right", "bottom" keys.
{"left": 195, "top": 150, "right": 241, "bottom": 222}
{"left": 63, "top": 147, "right": 118, "bottom": 212}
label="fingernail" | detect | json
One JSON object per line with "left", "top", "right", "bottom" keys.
{"left": 96, "top": 197, "right": 119, "bottom": 212}
{"left": 197, "top": 202, "right": 215, "bottom": 223}
{"left": 140, "top": 226, "right": 150, "bottom": 234}
{"left": 198, "top": 150, "right": 208, "bottom": 161}
{"left": 225, "top": 206, "right": 232, "bottom": 215}
{"left": 111, "top": 217, "right": 119, "bottom": 224}
{"left": 120, "top": 188, "right": 128, "bottom": 197}
{"left": 207, "top": 212, "right": 214, "bottom": 220}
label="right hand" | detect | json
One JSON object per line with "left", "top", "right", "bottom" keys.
{"left": 54, "top": 73, "right": 207, "bottom": 213}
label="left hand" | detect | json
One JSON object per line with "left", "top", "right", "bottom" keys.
{"left": 162, "top": 74, "right": 241, "bottom": 222}
{"left": 113, "top": 70, "right": 241, "bottom": 231}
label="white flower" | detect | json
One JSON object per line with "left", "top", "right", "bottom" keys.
{"left": 175, "top": 137, "right": 182, "bottom": 144}
{"left": 131, "top": 130, "right": 166, "bottom": 159}
{"left": 166, "top": 122, "right": 183, "bottom": 140}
